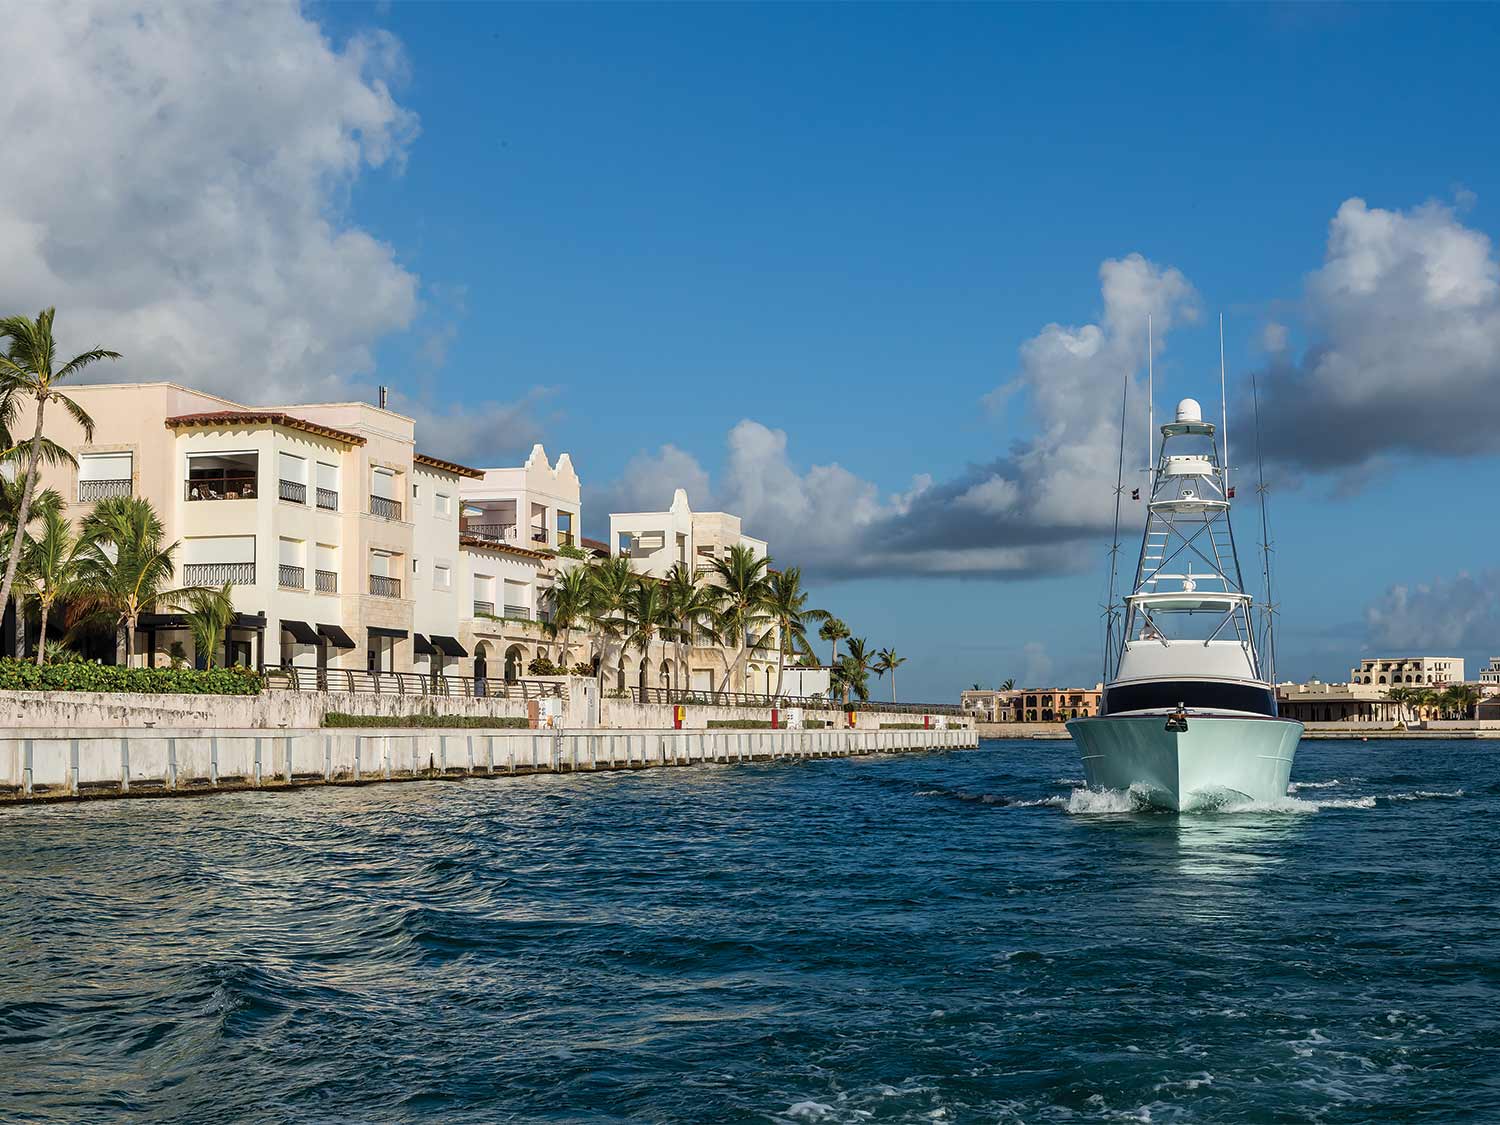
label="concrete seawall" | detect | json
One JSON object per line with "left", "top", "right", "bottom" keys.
{"left": 0, "top": 725, "right": 979, "bottom": 804}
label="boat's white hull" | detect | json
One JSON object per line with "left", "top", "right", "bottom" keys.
{"left": 1065, "top": 714, "right": 1303, "bottom": 810}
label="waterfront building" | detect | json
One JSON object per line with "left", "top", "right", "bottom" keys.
{"left": 961, "top": 687, "right": 1101, "bottom": 723}
{"left": 458, "top": 444, "right": 582, "bottom": 552}
{"left": 1478, "top": 657, "right": 1500, "bottom": 688}
{"left": 610, "top": 488, "right": 773, "bottom": 693}
{"left": 1276, "top": 679, "right": 1400, "bottom": 723}
{"left": 28, "top": 382, "right": 560, "bottom": 680}
{"left": 610, "top": 488, "right": 768, "bottom": 580}
{"left": 1348, "top": 656, "right": 1464, "bottom": 687}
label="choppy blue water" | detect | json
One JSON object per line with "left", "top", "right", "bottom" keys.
{"left": 3, "top": 738, "right": 1498, "bottom": 1123}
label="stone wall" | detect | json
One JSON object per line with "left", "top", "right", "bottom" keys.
{"left": 0, "top": 724, "right": 981, "bottom": 802}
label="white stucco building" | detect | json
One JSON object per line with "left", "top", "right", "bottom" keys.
{"left": 609, "top": 488, "right": 768, "bottom": 579}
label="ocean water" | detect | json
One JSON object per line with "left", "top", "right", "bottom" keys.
{"left": 2, "top": 738, "right": 1498, "bottom": 1123}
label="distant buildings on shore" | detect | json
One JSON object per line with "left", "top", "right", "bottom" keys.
{"left": 961, "top": 687, "right": 1101, "bottom": 724}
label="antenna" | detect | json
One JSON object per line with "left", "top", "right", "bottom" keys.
{"left": 1146, "top": 314, "right": 1155, "bottom": 487}
{"left": 1250, "top": 368, "right": 1277, "bottom": 684}
{"left": 1218, "top": 313, "right": 1229, "bottom": 494}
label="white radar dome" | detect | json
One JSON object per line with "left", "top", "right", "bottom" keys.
{"left": 1175, "top": 398, "right": 1203, "bottom": 423}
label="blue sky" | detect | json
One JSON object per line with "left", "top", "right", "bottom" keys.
{"left": 10, "top": 2, "right": 1500, "bottom": 699}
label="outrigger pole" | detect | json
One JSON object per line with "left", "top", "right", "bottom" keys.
{"left": 1104, "top": 368, "right": 1129, "bottom": 681}
{"left": 1251, "top": 368, "right": 1277, "bottom": 684}
{"left": 1219, "top": 313, "right": 1229, "bottom": 494}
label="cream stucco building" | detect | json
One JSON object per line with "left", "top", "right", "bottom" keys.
{"left": 29, "top": 382, "right": 564, "bottom": 683}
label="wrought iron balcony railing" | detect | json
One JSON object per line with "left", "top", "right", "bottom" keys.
{"left": 278, "top": 564, "right": 304, "bottom": 589}
{"left": 279, "top": 479, "right": 306, "bottom": 504}
{"left": 473, "top": 599, "right": 495, "bottom": 616}
{"left": 369, "top": 574, "right": 401, "bottom": 598}
{"left": 315, "top": 569, "right": 338, "bottom": 594}
{"left": 78, "top": 479, "right": 131, "bottom": 503}
{"left": 369, "top": 495, "right": 402, "bottom": 521}
{"left": 316, "top": 487, "right": 338, "bottom": 511}
{"left": 461, "top": 521, "right": 515, "bottom": 541}
{"left": 504, "top": 604, "right": 530, "bottom": 620}
{"left": 184, "top": 562, "right": 255, "bottom": 586}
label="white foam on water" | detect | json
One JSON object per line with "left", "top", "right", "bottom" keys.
{"left": 1287, "top": 779, "right": 1343, "bottom": 792}
{"left": 1065, "top": 786, "right": 1155, "bottom": 814}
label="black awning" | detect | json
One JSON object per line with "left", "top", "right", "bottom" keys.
{"left": 412, "top": 633, "right": 436, "bottom": 655}
{"left": 430, "top": 634, "right": 468, "bottom": 657}
{"left": 317, "top": 623, "right": 356, "bottom": 649}
{"left": 138, "top": 610, "right": 265, "bottom": 630}
{"left": 281, "top": 619, "right": 319, "bottom": 645}
{"left": 367, "top": 626, "right": 408, "bottom": 640}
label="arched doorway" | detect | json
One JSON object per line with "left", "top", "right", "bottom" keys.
{"left": 659, "top": 659, "right": 672, "bottom": 694}
{"left": 473, "top": 642, "right": 489, "bottom": 697}
{"left": 504, "top": 644, "right": 523, "bottom": 683}
{"left": 616, "top": 654, "right": 627, "bottom": 692}
{"left": 765, "top": 665, "right": 773, "bottom": 695}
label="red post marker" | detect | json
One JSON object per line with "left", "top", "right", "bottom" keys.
{"left": 673, "top": 704, "right": 684, "bottom": 730}
{"left": 924, "top": 714, "right": 931, "bottom": 729}
{"left": 771, "top": 707, "right": 779, "bottom": 729}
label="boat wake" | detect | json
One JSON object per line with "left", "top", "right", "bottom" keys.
{"left": 1060, "top": 784, "right": 1466, "bottom": 816}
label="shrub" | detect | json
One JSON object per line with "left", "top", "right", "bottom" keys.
{"left": 323, "top": 712, "right": 530, "bottom": 729}
{"left": 570, "top": 662, "right": 594, "bottom": 677}
{"left": 0, "top": 658, "right": 262, "bottom": 695}
{"left": 527, "top": 656, "right": 559, "bottom": 676}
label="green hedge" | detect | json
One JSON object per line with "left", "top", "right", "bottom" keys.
{"left": 322, "top": 713, "right": 531, "bottom": 729}
{"left": 0, "top": 659, "right": 262, "bottom": 695}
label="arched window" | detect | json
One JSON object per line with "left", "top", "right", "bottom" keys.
{"left": 504, "top": 645, "right": 524, "bottom": 683}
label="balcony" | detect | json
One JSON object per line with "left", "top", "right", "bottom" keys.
{"left": 315, "top": 569, "right": 338, "bottom": 594}
{"left": 461, "top": 521, "right": 515, "bottom": 542}
{"left": 279, "top": 479, "right": 306, "bottom": 504}
{"left": 185, "top": 472, "right": 257, "bottom": 502}
{"left": 504, "top": 604, "right": 530, "bottom": 620}
{"left": 278, "top": 564, "right": 304, "bottom": 589}
{"left": 316, "top": 487, "right": 338, "bottom": 511}
{"left": 531, "top": 529, "right": 548, "bottom": 545}
{"left": 558, "top": 531, "right": 575, "bottom": 548}
{"left": 473, "top": 599, "right": 495, "bottom": 617}
{"left": 370, "top": 495, "right": 402, "bottom": 521}
{"left": 369, "top": 574, "right": 401, "bottom": 598}
{"left": 78, "top": 479, "right": 131, "bottom": 503}
{"left": 183, "top": 562, "right": 255, "bottom": 586}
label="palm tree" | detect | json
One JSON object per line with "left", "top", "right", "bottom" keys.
{"left": 542, "top": 562, "right": 593, "bottom": 671}
{"left": 0, "top": 309, "right": 118, "bottom": 628}
{"left": 1441, "top": 683, "right": 1481, "bottom": 721}
{"left": 819, "top": 616, "right": 850, "bottom": 671}
{"left": 586, "top": 555, "right": 637, "bottom": 692}
{"left": 1386, "top": 685, "right": 1414, "bottom": 725}
{"left": 707, "top": 544, "right": 772, "bottom": 694}
{"left": 874, "top": 647, "right": 907, "bottom": 702}
{"left": 74, "top": 496, "right": 194, "bottom": 664}
{"left": 180, "top": 582, "right": 235, "bottom": 669}
{"left": 664, "top": 561, "right": 718, "bottom": 694}
{"left": 621, "top": 579, "right": 683, "bottom": 695}
{"left": 763, "top": 567, "right": 828, "bottom": 697}
{"left": 20, "top": 506, "right": 87, "bottom": 664}
{"left": 843, "top": 636, "right": 875, "bottom": 703}
{"left": 1000, "top": 678, "right": 1016, "bottom": 691}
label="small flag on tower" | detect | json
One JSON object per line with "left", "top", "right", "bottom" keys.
{"left": 1131, "top": 488, "right": 1140, "bottom": 500}
{"left": 1227, "top": 486, "right": 1236, "bottom": 498}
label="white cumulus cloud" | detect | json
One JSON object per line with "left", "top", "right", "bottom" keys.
{"left": 0, "top": 0, "right": 419, "bottom": 403}
{"left": 1255, "top": 196, "right": 1500, "bottom": 468}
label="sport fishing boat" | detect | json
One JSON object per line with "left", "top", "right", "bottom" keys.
{"left": 1067, "top": 391, "right": 1302, "bottom": 810}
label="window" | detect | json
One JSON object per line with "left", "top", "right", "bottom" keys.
{"left": 278, "top": 452, "right": 307, "bottom": 504}
{"left": 435, "top": 491, "right": 452, "bottom": 519}
{"left": 412, "top": 483, "right": 420, "bottom": 499}
{"left": 370, "top": 468, "right": 401, "bottom": 520}
{"left": 315, "top": 543, "right": 338, "bottom": 593}
{"left": 434, "top": 563, "right": 452, "bottom": 591}
{"left": 186, "top": 452, "right": 258, "bottom": 501}
{"left": 78, "top": 452, "right": 133, "bottom": 502}
{"left": 278, "top": 538, "right": 305, "bottom": 588}
{"left": 412, "top": 557, "right": 420, "bottom": 575}
{"left": 182, "top": 535, "right": 256, "bottom": 586}
{"left": 315, "top": 462, "right": 339, "bottom": 510}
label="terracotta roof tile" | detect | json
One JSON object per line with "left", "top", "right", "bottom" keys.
{"left": 414, "top": 452, "right": 484, "bottom": 478}
{"left": 165, "top": 411, "right": 366, "bottom": 447}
